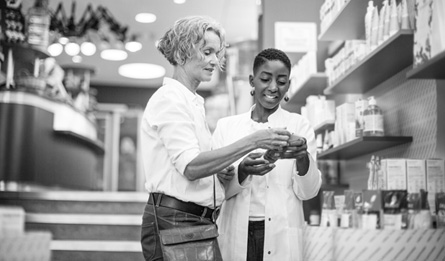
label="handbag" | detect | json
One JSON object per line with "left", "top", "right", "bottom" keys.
{"left": 151, "top": 175, "right": 223, "bottom": 261}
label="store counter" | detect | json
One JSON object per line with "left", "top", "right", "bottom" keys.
{"left": 0, "top": 90, "right": 104, "bottom": 190}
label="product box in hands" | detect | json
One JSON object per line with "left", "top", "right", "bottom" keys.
{"left": 406, "top": 159, "right": 426, "bottom": 193}
{"left": 386, "top": 158, "right": 407, "bottom": 190}
{"left": 0, "top": 206, "right": 25, "bottom": 235}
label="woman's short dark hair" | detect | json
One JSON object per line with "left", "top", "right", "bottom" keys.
{"left": 253, "top": 48, "right": 291, "bottom": 74}
{"left": 156, "top": 16, "right": 226, "bottom": 69}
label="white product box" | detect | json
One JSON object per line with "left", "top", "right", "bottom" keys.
{"left": 0, "top": 206, "right": 25, "bottom": 235}
{"left": 354, "top": 98, "right": 368, "bottom": 138}
{"left": 406, "top": 159, "right": 426, "bottom": 193}
{"left": 426, "top": 158, "right": 445, "bottom": 193}
{"left": 386, "top": 159, "right": 407, "bottom": 190}
{"left": 378, "top": 159, "right": 388, "bottom": 190}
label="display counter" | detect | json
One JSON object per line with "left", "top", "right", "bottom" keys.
{"left": 0, "top": 89, "right": 104, "bottom": 190}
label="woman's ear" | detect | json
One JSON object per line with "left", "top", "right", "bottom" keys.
{"left": 248, "top": 75, "right": 254, "bottom": 87}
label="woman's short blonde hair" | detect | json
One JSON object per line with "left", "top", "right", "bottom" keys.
{"left": 156, "top": 16, "right": 226, "bottom": 69}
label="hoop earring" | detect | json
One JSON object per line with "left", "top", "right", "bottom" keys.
{"left": 250, "top": 88, "right": 255, "bottom": 96}
{"left": 284, "top": 95, "right": 289, "bottom": 102}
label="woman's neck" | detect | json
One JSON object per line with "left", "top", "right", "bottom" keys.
{"left": 251, "top": 104, "right": 279, "bottom": 123}
{"left": 172, "top": 67, "right": 199, "bottom": 93}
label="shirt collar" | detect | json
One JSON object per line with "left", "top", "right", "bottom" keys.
{"left": 248, "top": 104, "right": 285, "bottom": 127}
{"left": 163, "top": 77, "right": 204, "bottom": 106}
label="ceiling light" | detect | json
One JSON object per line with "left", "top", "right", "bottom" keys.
{"left": 48, "top": 42, "right": 63, "bottom": 56}
{"left": 135, "top": 13, "right": 156, "bottom": 23}
{"left": 58, "top": 37, "right": 69, "bottom": 45}
{"left": 65, "top": 42, "right": 80, "bottom": 56}
{"left": 125, "top": 41, "right": 142, "bottom": 52}
{"left": 72, "top": 55, "right": 83, "bottom": 63}
{"left": 119, "top": 63, "right": 166, "bottom": 79}
{"left": 100, "top": 49, "right": 128, "bottom": 61}
{"left": 81, "top": 41, "right": 97, "bottom": 56}
{"left": 174, "top": 0, "right": 186, "bottom": 4}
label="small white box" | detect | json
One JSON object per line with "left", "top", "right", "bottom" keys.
{"left": 426, "top": 158, "right": 445, "bottom": 193}
{"left": 406, "top": 159, "right": 427, "bottom": 193}
{"left": 378, "top": 159, "right": 388, "bottom": 190}
{"left": 0, "top": 206, "right": 25, "bottom": 235}
{"left": 386, "top": 159, "right": 407, "bottom": 190}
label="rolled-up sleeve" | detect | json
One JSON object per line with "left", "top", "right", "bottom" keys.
{"left": 146, "top": 89, "right": 200, "bottom": 175}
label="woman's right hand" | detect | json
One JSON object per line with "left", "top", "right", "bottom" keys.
{"left": 252, "top": 128, "right": 291, "bottom": 151}
{"left": 238, "top": 152, "right": 275, "bottom": 183}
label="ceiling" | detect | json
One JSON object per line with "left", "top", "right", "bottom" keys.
{"left": 21, "top": 0, "right": 260, "bottom": 89}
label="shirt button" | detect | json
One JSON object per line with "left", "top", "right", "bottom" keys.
{"left": 268, "top": 218, "right": 271, "bottom": 221}
{"left": 268, "top": 251, "right": 271, "bottom": 255}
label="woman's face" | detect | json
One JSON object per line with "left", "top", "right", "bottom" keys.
{"left": 250, "top": 60, "right": 290, "bottom": 110}
{"left": 183, "top": 30, "right": 221, "bottom": 83}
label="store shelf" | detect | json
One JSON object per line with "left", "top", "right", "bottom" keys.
{"left": 4, "top": 42, "right": 50, "bottom": 60}
{"left": 54, "top": 130, "right": 105, "bottom": 155}
{"left": 318, "top": 136, "right": 413, "bottom": 160}
{"left": 324, "top": 30, "right": 414, "bottom": 95}
{"left": 406, "top": 50, "right": 445, "bottom": 79}
{"left": 314, "top": 120, "right": 335, "bottom": 136}
{"left": 288, "top": 73, "right": 328, "bottom": 105}
{"left": 319, "top": 0, "right": 384, "bottom": 41}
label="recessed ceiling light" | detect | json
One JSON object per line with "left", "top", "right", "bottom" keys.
{"left": 48, "top": 43, "right": 63, "bottom": 56}
{"left": 65, "top": 42, "right": 80, "bottom": 56}
{"left": 119, "top": 63, "right": 166, "bottom": 79}
{"left": 72, "top": 55, "right": 82, "bottom": 63}
{"left": 81, "top": 42, "right": 96, "bottom": 56}
{"left": 174, "top": 0, "right": 186, "bottom": 4}
{"left": 135, "top": 13, "right": 157, "bottom": 23}
{"left": 100, "top": 49, "right": 128, "bottom": 61}
{"left": 125, "top": 41, "right": 142, "bottom": 52}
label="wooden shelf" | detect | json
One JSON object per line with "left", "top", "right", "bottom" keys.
{"left": 406, "top": 50, "right": 445, "bottom": 79}
{"left": 314, "top": 120, "right": 335, "bottom": 136}
{"left": 287, "top": 73, "right": 328, "bottom": 105}
{"left": 318, "top": 136, "right": 413, "bottom": 160}
{"left": 319, "top": 0, "right": 384, "bottom": 41}
{"left": 324, "top": 30, "right": 414, "bottom": 95}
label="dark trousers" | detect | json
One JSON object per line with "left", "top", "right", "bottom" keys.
{"left": 247, "top": 220, "right": 265, "bottom": 261}
{"left": 140, "top": 202, "right": 213, "bottom": 261}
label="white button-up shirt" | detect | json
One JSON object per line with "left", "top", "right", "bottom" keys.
{"left": 141, "top": 77, "right": 224, "bottom": 207}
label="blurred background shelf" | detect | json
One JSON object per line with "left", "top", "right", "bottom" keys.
{"left": 314, "top": 120, "right": 335, "bottom": 136}
{"left": 319, "top": 0, "right": 384, "bottom": 41}
{"left": 318, "top": 136, "right": 413, "bottom": 160}
{"left": 406, "top": 50, "right": 445, "bottom": 79}
{"left": 287, "top": 73, "right": 328, "bottom": 105}
{"left": 324, "top": 30, "right": 414, "bottom": 94}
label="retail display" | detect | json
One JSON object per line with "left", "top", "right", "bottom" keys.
{"left": 363, "top": 96, "right": 384, "bottom": 136}
{"left": 25, "top": 0, "right": 50, "bottom": 51}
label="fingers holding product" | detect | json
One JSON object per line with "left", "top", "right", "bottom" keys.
{"left": 281, "top": 135, "right": 308, "bottom": 159}
{"left": 217, "top": 165, "right": 235, "bottom": 182}
{"left": 239, "top": 152, "right": 275, "bottom": 176}
{"left": 254, "top": 128, "right": 291, "bottom": 151}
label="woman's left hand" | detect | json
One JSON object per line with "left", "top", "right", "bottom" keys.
{"left": 280, "top": 135, "right": 308, "bottom": 159}
{"left": 217, "top": 165, "right": 235, "bottom": 183}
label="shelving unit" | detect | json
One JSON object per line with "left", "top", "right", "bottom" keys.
{"left": 406, "top": 50, "right": 445, "bottom": 79}
{"left": 287, "top": 73, "right": 328, "bottom": 105}
{"left": 319, "top": 0, "right": 384, "bottom": 41}
{"left": 324, "top": 30, "right": 414, "bottom": 95}
{"left": 314, "top": 120, "right": 335, "bottom": 136}
{"left": 54, "top": 130, "right": 105, "bottom": 155}
{"left": 318, "top": 136, "right": 413, "bottom": 160}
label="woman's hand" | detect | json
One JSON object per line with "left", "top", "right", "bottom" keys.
{"left": 217, "top": 165, "right": 235, "bottom": 183}
{"left": 238, "top": 152, "right": 275, "bottom": 183}
{"left": 252, "top": 128, "right": 291, "bottom": 151}
{"left": 280, "top": 135, "right": 307, "bottom": 159}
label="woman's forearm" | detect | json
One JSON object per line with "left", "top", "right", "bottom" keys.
{"left": 184, "top": 137, "right": 256, "bottom": 180}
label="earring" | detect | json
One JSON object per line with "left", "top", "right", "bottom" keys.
{"left": 250, "top": 88, "right": 255, "bottom": 96}
{"left": 284, "top": 95, "right": 289, "bottom": 102}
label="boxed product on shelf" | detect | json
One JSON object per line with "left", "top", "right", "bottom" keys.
{"left": 426, "top": 158, "right": 445, "bottom": 215}
{"left": 385, "top": 158, "right": 407, "bottom": 190}
{"left": 0, "top": 205, "right": 25, "bottom": 235}
{"left": 406, "top": 159, "right": 427, "bottom": 193}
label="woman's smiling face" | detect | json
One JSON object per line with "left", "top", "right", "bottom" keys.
{"left": 250, "top": 59, "right": 291, "bottom": 111}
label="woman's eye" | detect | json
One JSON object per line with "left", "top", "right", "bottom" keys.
{"left": 260, "top": 78, "right": 269, "bottom": 82}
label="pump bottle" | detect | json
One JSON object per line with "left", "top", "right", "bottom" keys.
{"left": 364, "top": 96, "right": 384, "bottom": 136}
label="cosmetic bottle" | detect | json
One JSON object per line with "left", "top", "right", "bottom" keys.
{"left": 364, "top": 96, "right": 384, "bottom": 136}
{"left": 26, "top": 0, "right": 50, "bottom": 50}
{"left": 365, "top": 1, "right": 375, "bottom": 53}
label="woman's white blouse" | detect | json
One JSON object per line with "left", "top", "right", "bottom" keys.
{"left": 140, "top": 77, "right": 224, "bottom": 207}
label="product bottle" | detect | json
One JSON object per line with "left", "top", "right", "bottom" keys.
{"left": 365, "top": 1, "right": 375, "bottom": 53}
{"left": 363, "top": 96, "right": 384, "bottom": 136}
{"left": 261, "top": 149, "right": 281, "bottom": 163}
{"left": 26, "top": 0, "right": 51, "bottom": 50}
